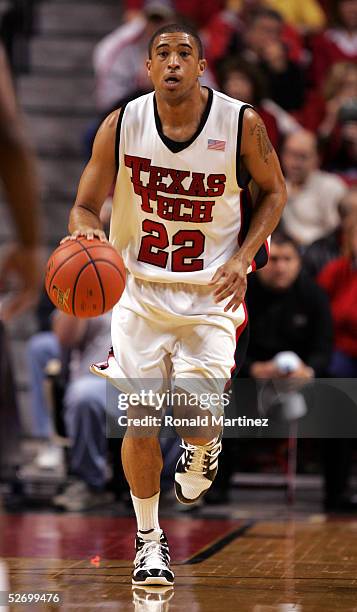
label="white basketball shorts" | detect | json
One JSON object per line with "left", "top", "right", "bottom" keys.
{"left": 91, "top": 273, "right": 248, "bottom": 413}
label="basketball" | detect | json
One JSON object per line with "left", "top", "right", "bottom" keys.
{"left": 45, "top": 237, "right": 126, "bottom": 317}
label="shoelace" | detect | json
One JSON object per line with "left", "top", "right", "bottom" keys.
{"left": 180, "top": 438, "right": 222, "bottom": 474}
{"left": 135, "top": 541, "right": 170, "bottom": 571}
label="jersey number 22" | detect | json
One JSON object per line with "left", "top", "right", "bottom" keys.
{"left": 138, "top": 219, "right": 205, "bottom": 272}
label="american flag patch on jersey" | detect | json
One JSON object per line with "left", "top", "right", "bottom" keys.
{"left": 207, "top": 138, "right": 226, "bottom": 151}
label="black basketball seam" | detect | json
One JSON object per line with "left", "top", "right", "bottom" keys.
{"left": 47, "top": 247, "right": 85, "bottom": 293}
{"left": 71, "top": 259, "right": 124, "bottom": 314}
{"left": 76, "top": 239, "right": 106, "bottom": 313}
{"left": 77, "top": 239, "right": 126, "bottom": 301}
{"left": 71, "top": 259, "right": 104, "bottom": 317}
{"left": 75, "top": 243, "right": 126, "bottom": 285}
{"left": 91, "top": 259, "right": 126, "bottom": 287}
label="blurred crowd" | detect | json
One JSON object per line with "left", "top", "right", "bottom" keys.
{"left": 93, "top": 0, "right": 357, "bottom": 182}
{"left": 1, "top": 0, "right": 357, "bottom": 515}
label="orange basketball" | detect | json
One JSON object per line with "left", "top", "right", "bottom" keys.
{"left": 45, "top": 237, "right": 126, "bottom": 318}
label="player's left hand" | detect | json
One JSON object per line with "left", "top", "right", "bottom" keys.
{"left": 0, "top": 244, "right": 43, "bottom": 321}
{"left": 209, "top": 255, "right": 249, "bottom": 312}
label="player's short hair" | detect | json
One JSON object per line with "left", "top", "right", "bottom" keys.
{"left": 148, "top": 23, "right": 204, "bottom": 60}
{"left": 271, "top": 228, "right": 300, "bottom": 255}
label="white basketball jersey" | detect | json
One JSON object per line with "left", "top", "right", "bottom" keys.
{"left": 110, "top": 88, "right": 269, "bottom": 284}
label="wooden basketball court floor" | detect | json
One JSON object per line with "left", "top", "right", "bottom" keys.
{"left": 1, "top": 512, "right": 357, "bottom": 611}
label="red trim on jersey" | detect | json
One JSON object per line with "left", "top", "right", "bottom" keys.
{"left": 230, "top": 300, "right": 249, "bottom": 377}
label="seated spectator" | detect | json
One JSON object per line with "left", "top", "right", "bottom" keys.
{"left": 241, "top": 230, "right": 333, "bottom": 380}
{"left": 93, "top": 1, "right": 174, "bottom": 113}
{"left": 209, "top": 230, "right": 333, "bottom": 504}
{"left": 318, "top": 219, "right": 357, "bottom": 377}
{"left": 310, "top": 0, "right": 357, "bottom": 87}
{"left": 304, "top": 185, "right": 357, "bottom": 276}
{"left": 241, "top": 9, "right": 306, "bottom": 112}
{"left": 204, "top": 0, "right": 303, "bottom": 61}
{"left": 319, "top": 62, "right": 357, "bottom": 140}
{"left": 27, "top": 311, "right": 116, "bottom": 510}
{"left": 281, "top": 130, "right": 347, "bottom": 246}
{"left": 297, "top": 61, "right": 357, "bottom": 136}
{"left": 218, "top": 58, "right": 299, "bottom": 149}
{"left": 205, "top": 4, "right": 304, "bottom": 85}
{"left": 317, "top": 62, "right": 357, "bottom": 177}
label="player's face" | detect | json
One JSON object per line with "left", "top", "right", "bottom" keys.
{"left": 258, "top": 243, "right": 301, "bottom": 290}
{"left": 146, "top": 32, "right": 206, "bottom": 99}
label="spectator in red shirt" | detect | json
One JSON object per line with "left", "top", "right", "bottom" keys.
{"left": 310, "top": 0, "right": 357, "bottom": 87}
{"left": 318, "top": 218, "right": 357, "bottom": 376}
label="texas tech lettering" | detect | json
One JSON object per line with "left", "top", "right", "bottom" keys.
{"left": 125, "top": 154, "right": 226, "bottom": 223}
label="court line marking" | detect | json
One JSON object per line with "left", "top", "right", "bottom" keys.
{"left": 4, "top": 522, "right": 256, "bottom": 574}
{"left": 182, "top": 520, "right": 256, "bottom": 565}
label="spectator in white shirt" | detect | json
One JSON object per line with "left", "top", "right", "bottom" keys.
{"left": 93, "top": 1, "right": 175, "bottom": 112}
{"left": 281, "top": 130, "right": 347, "bottom": 247}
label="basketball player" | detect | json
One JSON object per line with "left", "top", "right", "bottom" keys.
{"left": 0, "top": 42, "right": 41, "bottom": 605}
{"left": 64, "top": 24, "right": 287, "bottom": 586}
{"left": 0, "top": 42, "right": 41, "bottom": 465}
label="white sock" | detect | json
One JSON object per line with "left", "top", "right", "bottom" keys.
{"left": 131, "top": 491, "right": 161, "bottom": 540}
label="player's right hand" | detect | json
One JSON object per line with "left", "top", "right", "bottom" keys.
{"left": 60, "top": 229, "right": 108, "bottom": 243}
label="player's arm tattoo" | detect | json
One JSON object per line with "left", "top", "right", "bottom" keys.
{"left": 249, "top": 121, "right": 273, "bottom": 164}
